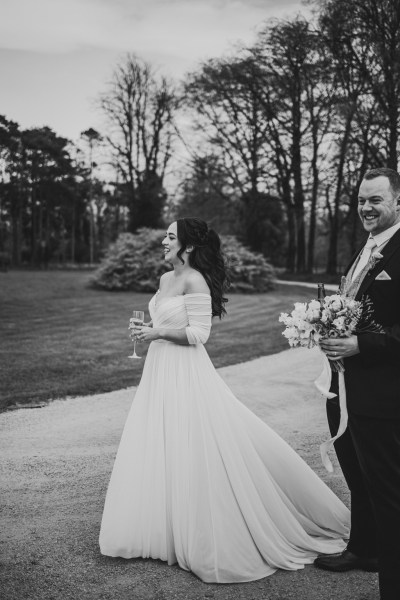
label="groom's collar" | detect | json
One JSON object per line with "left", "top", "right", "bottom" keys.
{"left": 372, "top": 220, "right": 400, "bottom": 248}
{"left": 344, "top": 222, "right": 400, "bottom": 276}
{"left": 355, "top": 227, "right": 400, "bottom": 299}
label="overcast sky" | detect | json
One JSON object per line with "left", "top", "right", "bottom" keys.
{"left": 0, "top": 0, "right": 309, "bottom": 142}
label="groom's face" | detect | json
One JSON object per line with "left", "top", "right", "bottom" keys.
{"left": 358, "top": 176, "right": 400, "bottom": 235}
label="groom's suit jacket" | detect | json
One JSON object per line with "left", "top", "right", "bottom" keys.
{"left": 342, "top": 228, "right": 400, "bottom": 418}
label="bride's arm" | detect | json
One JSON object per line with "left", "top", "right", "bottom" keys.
{"left": 157, "top": 327, "right": 193, "bottom": 345}
{"left": 136, "top": 279, "right": 212, "bottom": 345}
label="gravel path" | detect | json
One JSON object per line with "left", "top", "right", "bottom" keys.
{"left": 1, "top": 347, "right": 378, "bottom": 600}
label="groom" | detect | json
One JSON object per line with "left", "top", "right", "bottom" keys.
{"left": 315, "top": 168, "right": 400, "bottom": 600}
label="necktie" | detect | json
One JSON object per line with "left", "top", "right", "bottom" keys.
{"left": 351, "top": 237, "right": 377, "bottom": 282}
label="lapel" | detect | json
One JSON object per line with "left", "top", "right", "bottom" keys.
{"left": 356, "top": 228, "right": 400, "bottom": 300}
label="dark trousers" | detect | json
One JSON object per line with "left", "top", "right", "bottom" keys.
{"left": 327, "top": 375, "right": 400, "bottom": 600}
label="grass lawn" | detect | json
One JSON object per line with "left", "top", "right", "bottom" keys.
{"left": 0, "top": 270, "right": 317, "bottom": 411}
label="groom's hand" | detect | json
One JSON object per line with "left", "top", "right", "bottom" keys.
{"left": 319, "top": 335, "right": 360, "bottom": 360}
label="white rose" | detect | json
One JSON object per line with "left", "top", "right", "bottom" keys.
{"left": 331, "top": 299, "right": 343, "bottom": 311}
{"left": 333, "top": 316, "right": 346, "bottom": 331}
{"left": 293, "top": 302, "right": 307, "bottom": 316}
{"left": 308, "top": 300, "right": 321, "bottom": 311}
{"left": 306, "top": 308, "right": 321, "bottom": 322}
{"left": 300, "top": 329, "right": 311, "bottom": 338}
{"left": 283, "top": 327, "right": 298, "bottom": 340}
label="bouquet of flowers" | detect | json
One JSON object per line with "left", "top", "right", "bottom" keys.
{"left": 280, "top": 295, "right": 362, "bottom": 344}
{"left": 279, "top": 292, "right": 362, "bottom": 371}
{"left": 279, "top": 280, "right": 384, "bottom": 370}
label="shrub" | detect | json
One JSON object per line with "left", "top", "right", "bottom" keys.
{"left": 91, "top": 229, "right": 169, "bottom": 291}
{"left": 223, "top": 235, "right": 276, "bottom": 293}
{"left": 91, "top": 229, "right": 276, "bottom": 293}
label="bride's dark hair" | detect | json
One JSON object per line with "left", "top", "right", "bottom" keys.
{"left": 176, "top": 218, "right": 229, "bottom": 318}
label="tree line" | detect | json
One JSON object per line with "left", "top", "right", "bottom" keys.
{"left": 1, "top": 0, "right": 399, "bottom": 274}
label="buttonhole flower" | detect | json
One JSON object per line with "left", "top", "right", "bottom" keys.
{"left": 368, "top": 251, "right": 383, "bottom": 272}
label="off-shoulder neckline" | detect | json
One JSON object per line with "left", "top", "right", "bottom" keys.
{"left": 155, "top": 290, "right": 211, "bottom": 305}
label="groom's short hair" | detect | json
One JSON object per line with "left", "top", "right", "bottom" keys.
{"left": 363, "top": 167, "right": 400, "bottom": 197}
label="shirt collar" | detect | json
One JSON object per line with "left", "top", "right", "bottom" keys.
{"left": 371, "top": 220, "right": 400, "bottom": 248}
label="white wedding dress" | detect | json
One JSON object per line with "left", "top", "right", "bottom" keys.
{"left": 99, "top": 293, "right": 350, "bottom": 583}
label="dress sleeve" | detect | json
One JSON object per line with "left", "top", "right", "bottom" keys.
{"left": 184, "top": 294, "right": 212, "bottom": 345}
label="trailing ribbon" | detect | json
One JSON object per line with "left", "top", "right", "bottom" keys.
{"left": 314, "top": 353, "right": 348, "bottom": 472}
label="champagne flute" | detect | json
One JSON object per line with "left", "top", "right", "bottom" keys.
{"left": 128, "top": 310, "right": 145, "bottom": 359}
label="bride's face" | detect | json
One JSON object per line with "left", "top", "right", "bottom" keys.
{"left": 162, "top": 222, "right": 182, "bottom": 263}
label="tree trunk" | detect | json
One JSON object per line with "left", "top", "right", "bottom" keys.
{"left": 327, "top": 105, "right": 355, "bottom": 274}
{"left": 295, "top": 205, "right": 306, "bottom": 273}
{"left": 307, "top": 167, "right": 318, "bottom": 273}
{"left": 71, "top": 200, "right": 75, "bottom": 263}
{"left": 30, "top": 189, "right": 37, "bottom": 266}
{"left": 89, "top": 203, "right": 94, "bottom": 265}
{"left": 114, "top": 203, "right": 120, "bottom": 241}
{"left": 306, "top": 109, "right": 321, "bottom": 274}
{"left": 11, "top": 196, "right": 22, "bottom": 266}
{"left": 292, "top": 90, "right": 306, "bottom": 272}
{"left": 326, "top": 215, "right": 339, "bottom": 275}
{"left": 387, "top": 103, "right": 398, "bottom": 170}
{"left": 286, "top": 202, "right": 296, "bottom": 272}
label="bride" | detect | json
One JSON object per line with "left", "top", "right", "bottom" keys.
{"left": 99, "top": 218, "right": 350, "bottom": 583}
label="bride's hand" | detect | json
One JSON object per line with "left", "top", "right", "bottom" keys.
{"left": 128, "top": 320, "right": 152, "bottom": 339}
{"left": 135, "top": 326, "right": 160, "bottom": 342}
